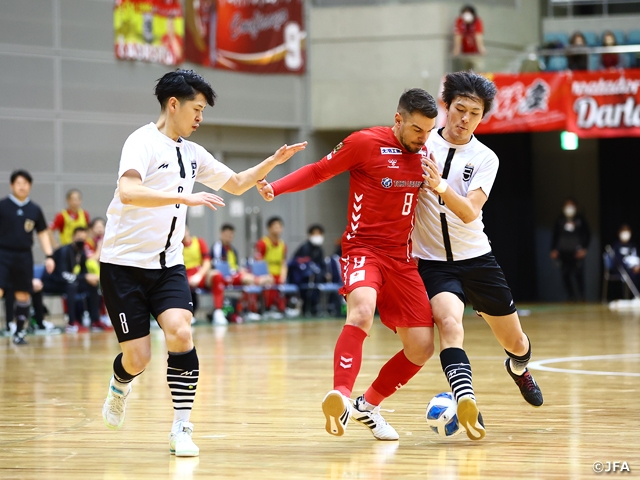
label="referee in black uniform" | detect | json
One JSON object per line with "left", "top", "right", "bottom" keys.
{"left": 0, "top": 170, "right": 55, "bottom": 344}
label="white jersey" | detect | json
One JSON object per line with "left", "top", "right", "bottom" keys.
{"left": 101, "top": 123, "right": 234, "bottom": 269}
{"left": 412, "top": 129, "right": 498, "bottom": 262}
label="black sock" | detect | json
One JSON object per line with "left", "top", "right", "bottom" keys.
{"left": 168, "top": 347, "right": 199, "bottom": 423}
{"left": 113, "top": 352, "right": 142, "bottom": 386}
{"left": 505, "top": 335, "right": 531, "bottom": 374}
{"left": 15, "top": 300, "right": 30, "bottom": 336}
{"left": 440, "top": 347, "right": 475, "bottom": 402}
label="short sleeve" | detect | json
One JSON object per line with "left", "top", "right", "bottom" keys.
{"left": 475, "top": 18, "right": 484, "bottom": 34}
{"left": 454, "top": 17, "right": 464, "bottom": 35}
{"left": 118, "top": 133, "right": 152, "bottom": 182}
{"left": 468, "top": 152, "right": 498, "bottom": 198}
{"left": 35, "top": 207, "right": 47, "bottom": 233}
{"left": 195, "top": 146, "right": 235, "bottom": 191}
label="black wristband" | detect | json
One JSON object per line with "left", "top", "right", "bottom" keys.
{"left": 46, "top": 255, "right": 53, "bottom": 259}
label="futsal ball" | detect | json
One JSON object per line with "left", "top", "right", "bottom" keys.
{"left": 425, "top": 392, "right": 461, "bottom": 437}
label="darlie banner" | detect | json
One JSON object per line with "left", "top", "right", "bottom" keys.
{"left": 213, "top": 0, "right": 306, "bottom": 74}
{"left": 467, "top": 69, "right": 640, "bottom": 138}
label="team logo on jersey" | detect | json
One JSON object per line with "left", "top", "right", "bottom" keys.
{"left": 380, "top": 147, "right": 402, "bottom": 155}
{"left": 191, "top": 160, "right": 197, "bottom": 178}
{"left": 387, "top": 159, "right": 399, "bottom": 169}
{"left": 463, "top": 164, "right": 474, "bottom": 181}
{"left": 158, "top": 163, "right": 169, "bottom": 169}
{"left": 381, "top": 177, "right": 393, "bottom": 188}
{"left": 24, "top": 219, "right": 35, "bottom": 233}
{"left": 327, "top": 141, "right": 344, "bottom": 160}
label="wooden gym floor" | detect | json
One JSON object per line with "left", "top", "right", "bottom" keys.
{"left": 0, "top": 304, "right": 638, "bottom": 480}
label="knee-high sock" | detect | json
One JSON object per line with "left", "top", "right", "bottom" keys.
{"left": 333, "top": 325, "right": 367, "bottom": 397}
{"left": 112, "top": 352, "right": 142, "bottom": 391}
{"left": 212, "top": 273, "right": 225, "bottom": 310}
{"left": 364, "top": 349, "right": 422, "bottom": 406}
{"left": 168, "top": 347, "right": 199, "bottom": 424}
{"left": 440, "top": 347, "right": 475, "bottom": 402}
{"left": 15, "top": 300, "right": 30, "bottom": 335}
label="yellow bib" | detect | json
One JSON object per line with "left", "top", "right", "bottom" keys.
{"left": 183, "top": 237, "right": 204, "bottom": 270}
{"left": 60, "top": 209, "right": 88, "bottom": 245}
{"left": 262, "top": 236, "right": 285, "bottom": 277}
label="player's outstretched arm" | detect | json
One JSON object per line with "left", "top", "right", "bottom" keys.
{"left": 422, "top": 152, "right": 487, "bottom": 224}
{"left": 256, "top": 179, "right": 275, "bottom": 202}
{"left": 222, "top": 142, "right": 307, "bottom": 195}
{"left": 119, "top": 170, "right": 226, "bottom": 210}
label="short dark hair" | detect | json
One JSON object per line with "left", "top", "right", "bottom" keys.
{"left": 308, "top": 224, "right": 324, "bottom": 235}
{"left": 442, "top": 71, "right": 497, "bottom": 117}
{"left": 461, "top": 4, "right": 477, "bottom": 16}
{"left": 397, "top": 88, "right": 438, "bottom": 119}
{"left": 155, "top": 69, "right": 217, "bottom": 110}
{"left": 10, "top": 169, "right": 32, "bottom": 185}
{"left": 66, "top": 188, "right": 81, "bottom": 199}
{"left": 267, "top": 216, "right": 283, "bottom": 228}
{"left": 221, "top": 223, "right": 235, "bottom": 232}
{"left": 73, "top": 226, "right": 89, "bottom": 236}
{"left": 89, "top": 217, "right": 105, "bottom": 229}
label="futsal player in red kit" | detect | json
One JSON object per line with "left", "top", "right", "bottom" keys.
{"left": 257, "top": 89, "right": 437, "bottom": 440}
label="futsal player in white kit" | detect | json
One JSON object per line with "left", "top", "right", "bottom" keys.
{"left": 413, "top": 71, "right": 543, "bottom": 441}
{"left": 99, "top": 69, "right": 305, "bottom": 456}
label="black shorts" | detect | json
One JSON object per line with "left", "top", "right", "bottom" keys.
{"left": 417, "top": 252, "right": 516, "bottom": 317}
{"left": 0, "top": 248, "right": 33, "bottom": 293}
{"left": 100, "top": 262, "right": 193, "bottom": 343}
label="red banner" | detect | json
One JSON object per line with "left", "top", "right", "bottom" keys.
{"left": 214, "top": 0, "right": 306, "bottom": 74}
{"left": 450, "top": 70, "right": 640, "bottom": 138}
{"left": 566, "top": 69, "right": 640, "bottom": 138}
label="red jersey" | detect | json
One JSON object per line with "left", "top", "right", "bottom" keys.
{"left": 271, "top": 127, "right": 427, "bottom": 262}
{"left": 454, "top": 17, "right": 484, "bottom": 54}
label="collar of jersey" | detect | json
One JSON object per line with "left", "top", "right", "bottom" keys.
{"left": 436, "top": 127, "right": 477, "bottom": 151}
{"left": 9, "top": 194, "right": 30, "bottom": 207}
{"left": 148, "top": 122, "right": 184, "bottom": 148}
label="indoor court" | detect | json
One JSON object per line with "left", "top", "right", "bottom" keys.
{"left": 1, "top": 304, "right": 638, "bottom": 480}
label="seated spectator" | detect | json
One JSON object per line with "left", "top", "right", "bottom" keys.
{"left": 288, "top": 224, "right": 329, "bottom": 316}
{"left": 611, "top": 224, "right": 640, "bottom": 290}
{"left": 182, "top": 225, "right": 213, "bottom": 323}
{"left": 49, "top": 189, "right": 90, "bottom": 248}
{"left": 42, "top": 226, "right": 105, "bottom": 332}
{"left": 601, "top": 30, "right": 623, "bottom": 69}
{"left": 452, "top": 4, "right": 486, "bottom": 72}
{"left": 254, "top": 217, "right": 288, "bottom": 316}
{"left": 85, "top": 217, "right": 105, "bottom": 262}
{"left": 210, "top": 224, "right": 262, "bottom": 323}
{"left": 567, "top": 31, "right": 589, "bottom": 71}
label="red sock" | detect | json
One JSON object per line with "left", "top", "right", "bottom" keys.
{"left": 365, "top": 350, "right": 422, "bottom": 406}
{"left": 333, "top": 325, "right": 367, "bottom": 397}
{"left": 212, "top": 273, "right": 225, "bottom": 309}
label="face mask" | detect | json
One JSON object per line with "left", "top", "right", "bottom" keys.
{"left": 462, "top": 12, "right": 474, "bottom": 23}
{"left": 620, "top": 231, "right": 631, "bottom": 243}
{"left": 309, "top": 235, "right": 324, "bottom": 246}
{"left": 563, "top": 205, "right": 576, "bottom": 218}
{"left": 74, "top": 240, "right": 85, "bottom": 250}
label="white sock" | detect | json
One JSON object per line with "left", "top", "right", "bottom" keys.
{"left": 510, "top": 358, "right": 527, "bottom": 375}
{"left": 173, "top": 410, "right": 191, "bottom": 425}
{"left": 111, "top": 376, "right": 132, "bottom": 393}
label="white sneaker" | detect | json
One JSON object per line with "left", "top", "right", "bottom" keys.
{"left": 322, "top": 390, "right": 351, "bottom": 437}
{"left": 169, "top": 421, "right": 199, "bottom": 457}
{"left": 8, "top": 322, "right": 16, "bottom": 336}
{"left": 351, "top": 396, "right": 399, "bottom": 441}
{"left": 213, "top": 309, "right": 228, "bottom": 326}
{"left": 244, "top": 312, "right": 262, "bottom": 322}
{"left": 102, "top": 380, "right": 131, "bottom": 429}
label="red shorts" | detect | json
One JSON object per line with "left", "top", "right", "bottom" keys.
{"left": 339, "top": 247, "right": 433, "bottom": 331}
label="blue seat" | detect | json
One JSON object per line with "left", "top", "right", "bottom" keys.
{"left": 543, "top": 32, "right": 569, "bottom": 47}
{"left": 546, "top": 56, "right": 568, "bottom": 71}
{"left": 626, "top": 29, "right": 640, "bottom": 68}
{"left": 251, "top": 260, "right": 299, "bottom": 296}
{"left": 33, "top": 264, "right": 45, "bottom": 280}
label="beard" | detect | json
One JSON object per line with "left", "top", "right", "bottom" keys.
{"left": 400, "top": 133, "right": 422, "bottom": 153}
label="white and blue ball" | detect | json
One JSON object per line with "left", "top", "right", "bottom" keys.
{"left": 425, "top": 392, "right": 461, "bottom": 437}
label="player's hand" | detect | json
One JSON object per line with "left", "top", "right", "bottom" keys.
{"left": 269, "top": 142, "right": 308, "bottom": 166}
{"left": 85, "top": 273, "right": 100, "bottom": 286}
{"left": 256, "top": 179, "right": 275, "bottom": 201}
{"left": 45, "top": 257, "right": 55, "bottom": 274}
{"left": 182, "top": 192, "right": 225, "bottom": 210}
{"left": 188, "top": 273, "right": 202, "bottom": 288}
{"left": 422, "top": 152, "right": 443, "bottom": 193}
